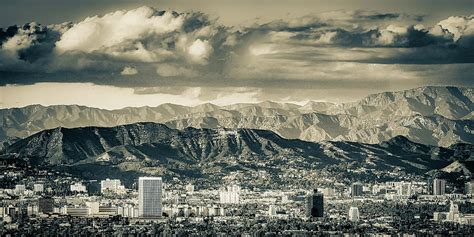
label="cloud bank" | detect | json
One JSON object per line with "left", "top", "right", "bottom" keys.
{"left": 0, "top": 7, "right": 473, "bottom": 88}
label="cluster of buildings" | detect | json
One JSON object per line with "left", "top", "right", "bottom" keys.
{"left": 1, "top": 174, "right": 474, "bottom": 233}
{"left": 433, "top": 201, "right": 474, "bottom": 225}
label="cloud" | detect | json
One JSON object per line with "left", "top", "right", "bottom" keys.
{"left": 0, "top": 6, "right": 230, "bottom": 74}
{"left": 187, "top": 39, "right": 213, "bottom": 63}
{"left": 156, "top": 63, "right": 198, "bottom": 77}
{"left": 120, "top": 66, "right": 138, "bottom": 75}
{"left": 0, "top": 7, "right": 472, "bottom": 88}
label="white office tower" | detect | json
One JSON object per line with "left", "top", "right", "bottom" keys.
{"left": 219, "top": 185, "right": 241, "bottom": 204}
{"left": 433, "top": 178, "right": 446, "bottom": 195}
{"left": 33, "top": 184, "right": 44, "bottom": 193}
{"left": 138, "top": 177, "right": 163, "bottom": 218}
{"left": 101, "top": 179, "right": 125, "bottom": 194}
{"left": 268, "top": 205, "right": 277, "bottom": 216}
{"left": 348, "top": 206, "right": 360, "bottom": 222}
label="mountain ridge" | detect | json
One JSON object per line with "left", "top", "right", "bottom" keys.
{"left": 3, "top": 122, "right": 473, "bottom": 184}
{"left": 1, "top": 86, "right": 473, "bottom": 148}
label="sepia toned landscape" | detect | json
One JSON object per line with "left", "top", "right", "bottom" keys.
{"left": 0, "top": 0, "right": 473, "bottom": 236}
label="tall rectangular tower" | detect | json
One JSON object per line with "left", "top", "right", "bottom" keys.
{"left": 351, "top": 183, "right": 363, "bottom": 197}
{"left": 306, "top": 189, "right": 324, "bottom": 218}
{"left": 433, "top": 178, "right": 446, "bottom": 195}
{"left": 138, "top": 177, "right": 163, "bottom": 217}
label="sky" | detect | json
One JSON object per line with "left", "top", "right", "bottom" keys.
{"left": 0, "top": 0, "right": 473, "bottom": 109}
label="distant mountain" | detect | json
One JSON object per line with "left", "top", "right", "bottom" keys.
{"left": 3, "top": 123, "right": 472, "bottom": 184}
{"left": 1, "top": 86, "right": 472, "bottom": 148}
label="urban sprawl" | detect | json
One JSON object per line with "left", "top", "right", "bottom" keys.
{"left": 1, "top": 164, "right": 474, "bottom": 236}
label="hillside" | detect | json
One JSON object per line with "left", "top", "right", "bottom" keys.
{"left": 3, "top": 123, "right": 472, "bottom": 184}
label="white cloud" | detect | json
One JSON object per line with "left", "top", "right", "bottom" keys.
{"left": 432, "top": 16, "right": 474, "bottom": 41}
{"left": 187, "top": 39, "right": 213, "bottom": 63}
{"left": 249, "top": 44, "right": 276, "bottom": 56}
{"left": 120, "top": 66, "right": 138, "bottom": 75}
{"left": 56, "top": 6, "right": 185, "bottom": 53}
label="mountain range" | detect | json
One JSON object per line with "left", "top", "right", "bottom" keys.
{"left": 1, "top": 86, "right": 473, "bottom": 149}
{"left": 3, "top": 122, "right": 473, "bottom": 184}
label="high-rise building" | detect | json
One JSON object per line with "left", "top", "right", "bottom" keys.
{"left": 138, "top": 177, "right": 163, "bottom": 218}
{"left": 219, "top": 185, "right": 240, "bottom": 204}
{"left": 465, "top": 181, "right": 474, "bottom": 195}
{"left": 351, "top": 183, "right": 363, "bottom": 197}
{"left": 433, "top": 178, "right": 446, "bottom": 195}
{"left": 268, "top": 205, "right": 277, "bottom": 216}
{"left": 306, "top": 189, "right": 324, "bottom": 218}
{"left": 348, "top": 206, "right": 360, "bottom": 222}
{"left": 38, "top": 198, "right": 54, "bottom": 214}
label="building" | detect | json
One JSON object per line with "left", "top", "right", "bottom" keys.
{"left": 433, "top": 212, "right": 447, "bottom": 221}
{"left": 98, "top": 206, "right": 117, "bottom": 216}
{"left": 38, "top": 198, "right": 54, "bottom": 214}
{"left": 306, "top": 189, "right": 324, "bottom": 218}
{"left": 85, "top": 202, "right": 99, "bottom": 215}
{"left": 397, "top": 182, "right": 412, "bottom": 196}
{"left": 70, "top": 182, "right": 87, "bottom": 193}
{"left": 446, "top": 201, "right": 460, "bottom": 222}
{"left": 138, "top": 177, "right": 163, "bottom": 218}
{"left": 219, "top": 185, "right": 241, "bottom": 204}
{"left": 320, "top": 187, "right": 335, "bottom": 197}
{"left": 33, "top": 184, "right": 44, "bottom": 193}
{"left": 433, "top": 178, "right": 446, "bottom": 195}
{"left": 465, "top": 181, "right": 474, "bottom": 195}
{"left": 101, "top": 178, "right": 125, "bottom": 194}
{"left": 348, "top": 206, "right": 360, "bottom": 222}
{"left": 351, "top": 183, "right": 363, "bottom": 197}
{"left": 117, "top": 205, "right": 138, "bottom": 218}
{"left": 66, "top": 207, "right": 90, "bottom": 217}
{"left": 15, "top": 184, "right": 26, "bottom": 194}
{"left": 268, "top": 205, "right": 277, "bottom": 216}
{"left": 27, "top": 205, "right": 38, "bottom": 216}
{"left": 186, "top": 184, "right": 194, "bottom": 193}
